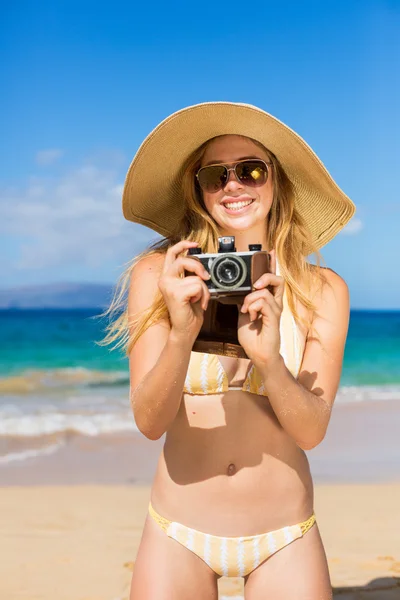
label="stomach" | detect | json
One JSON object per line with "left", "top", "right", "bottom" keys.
{"left": 150, "top": 390, "right": 314, "bottom": 536}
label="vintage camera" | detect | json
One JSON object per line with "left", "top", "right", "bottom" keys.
{"left": 187, "top": 236, "right": 271, "bottom": 357}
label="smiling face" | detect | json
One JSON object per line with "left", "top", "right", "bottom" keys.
{"left": 199, "top": 135, "right": 274, "bottom": 248}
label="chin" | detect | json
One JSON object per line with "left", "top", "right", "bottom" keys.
{"left": 218, "top": 216, "right": 264, "bottom": 232}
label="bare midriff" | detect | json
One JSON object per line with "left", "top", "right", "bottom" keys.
{"left": 150, "top": 387, "right": 314, "bottom": 537}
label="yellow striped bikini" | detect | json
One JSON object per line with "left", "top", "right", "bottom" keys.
{"left": 149, "top": 502, "right": 316, "bottom": 577}
{"left": 148, "top": 256, "right": 315, "bottom": 576}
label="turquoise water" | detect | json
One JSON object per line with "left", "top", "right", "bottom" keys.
{"left": 0, "top": 308, "right": 399, "bottom": 465}
{"left": 0, "top": 309, "right": 127, "bottom": 377}
{"left": 1, "top": 308, "right": 399, "bottom": 386}
{"left": 341, "top": 310, "right": 400, "bottom": 386}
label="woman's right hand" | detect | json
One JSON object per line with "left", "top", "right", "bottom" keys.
{"left": 158, "top": 241, "right": 211, "bottom": 342}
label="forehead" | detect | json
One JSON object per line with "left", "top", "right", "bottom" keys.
{"left": 201, "top": 135, "right": 268, "bottom": 165}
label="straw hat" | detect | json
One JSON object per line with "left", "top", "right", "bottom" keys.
{"left": 122, "top": 101, "right": 356, "bottom": 251}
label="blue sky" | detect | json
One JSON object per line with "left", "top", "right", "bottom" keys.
{"left": 1, "top": 0, "right": 399, "bottom": 308}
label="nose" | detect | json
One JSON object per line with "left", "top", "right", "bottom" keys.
{"left": 223, "top": 167, "right": 244, "bottom": 192}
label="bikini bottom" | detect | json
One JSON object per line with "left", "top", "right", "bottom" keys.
{"left": 148, "top": 502, "right": 316, "bottom": 578}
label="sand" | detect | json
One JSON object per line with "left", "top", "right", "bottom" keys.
{"left": 1, "top": 399, "right": 399, "bottom": 599}
{"left": 0, "top": 484, "right": 399, "bottom": 599}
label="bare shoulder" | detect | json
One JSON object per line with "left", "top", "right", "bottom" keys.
{"left": 128, "top": 252, "right": 166, "bottom": 313}
{"left": 130, "top": 252, "right": 165, "bottom": 284}
{"left": 128, "top": 252, "right": 170, "bottom": 390}
{"left": 306, "top": 264, "right": 351, "bottom": 363}
{"left": 309, "top": 264, "right": 349, "bottom": 316}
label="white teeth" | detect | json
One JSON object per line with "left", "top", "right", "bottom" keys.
{"left": 224, "top": 200, "right": 253, "bottom": 210}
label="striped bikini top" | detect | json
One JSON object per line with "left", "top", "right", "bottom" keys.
{"left": 183, "top": 257, "right": 306, "bottom": 397}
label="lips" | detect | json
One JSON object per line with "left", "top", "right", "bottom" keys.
{"left": 221, "top": 195, "right": 254, "bottom": 204}
{"left": 221, "top": 196, "right": 255, "bottom": 212}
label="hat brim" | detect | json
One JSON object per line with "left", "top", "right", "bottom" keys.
{"left": 123, "top": 102, "right": 356, "bottom": 252}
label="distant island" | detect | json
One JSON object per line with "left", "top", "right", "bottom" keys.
{"left": 0, "top": 282, "right": 115, "bottom": 309}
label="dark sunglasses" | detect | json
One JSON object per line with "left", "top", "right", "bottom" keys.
{"left": 196, "top": 159, "right": 272, "bottom": 193}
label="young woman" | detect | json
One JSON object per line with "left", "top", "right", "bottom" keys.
{"left": 103, "top": 102, "right": 355, "bottom": 599}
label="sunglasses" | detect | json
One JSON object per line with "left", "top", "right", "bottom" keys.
{"left": 196, "top": 159, "right": 272, "bottom": 193}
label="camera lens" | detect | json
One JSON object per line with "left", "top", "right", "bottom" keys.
{"left": 210, "top": 255, "right": 247, "bottom": 290}
{"left": 216, "top": 259, "right": 240, "bottom": 285}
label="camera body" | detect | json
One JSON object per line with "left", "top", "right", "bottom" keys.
{"left": 188, "top": 236, "right": 270, "bottom": 297}
{"left": 187, "top": 236, "right": 271, "bottom": 357}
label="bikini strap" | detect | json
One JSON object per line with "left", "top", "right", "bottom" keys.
{"left": 300, "top": 513, "right": 316, "bottom": 535}
{"left": 148, "top": 502, "right": 171, "bottom": 533}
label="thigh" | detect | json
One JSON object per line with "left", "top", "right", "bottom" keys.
{"left": 244, "top": 523, "right": 332, "bottom": 600}
{"left": 130, "top": 514, "right": 219, "bottom": 600}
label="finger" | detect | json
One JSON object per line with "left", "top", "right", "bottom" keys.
{"left": 179, "top": 277, "right": 209, "bottom": 309}
{"left": 181, "top": 280, "right": 205, "bottom": 305}
{"left": 248, "top": 298, "right": 267, "bottom": 321}
{"left": 253, "top": 273, "right": 284, "bottom": 308}
{"left": 247, "top": 298, "right": 275, "bottom": 323}
{"left": 241, "top": 288, "right": 281, "bottom": 318}
{"left": 162, "top": 276, "right": 202, "bottom": 303}
{"left": 169, "top": 256, "right": 210, "bottom": 281}
{"left": 199, "top": 279, "right": 210, "bottom": 311}
{"left": 191, "top": 281, "right": 210, "bottom": 311}
{"left": 253, "top": 272, "right": 283, "bottom": 290}
{"left": 163, "top": 241, "right": 199, "bottom": 271}
{"left": 241, "top": 288, "right": 273, "bottom": 310}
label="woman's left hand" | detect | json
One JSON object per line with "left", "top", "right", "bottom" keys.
{"left": 237, "top": 250, "right": 285, "bottom": 368}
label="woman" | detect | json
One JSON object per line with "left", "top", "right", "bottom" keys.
{"left": 103, "top": 102, "right": 355, "bottom": 599}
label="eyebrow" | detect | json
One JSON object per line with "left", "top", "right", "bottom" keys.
{"left": 203, "top": 155, "right": 263, "bottom": 166}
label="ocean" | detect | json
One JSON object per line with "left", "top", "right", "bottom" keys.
{"left": 1, "top": 308, "right": 399, "bottom": 466}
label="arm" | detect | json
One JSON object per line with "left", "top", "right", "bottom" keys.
{"left": 258, "top": 268, "right": 350, "bottom": 450}
{"left": 128, "top": 255, "right": 189, "bottom": 440}
{"left": 128, "top": 243, "right": 210, "bottom": 440}
{"left": 130, "top": 330, "right": 194, "bottom": 441}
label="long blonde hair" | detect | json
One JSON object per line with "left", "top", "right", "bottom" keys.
{"left": 98, "top": 135, "right": 327, "bottom": 355}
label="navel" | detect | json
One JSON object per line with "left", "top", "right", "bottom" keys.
{"left": 227, "top": 463, "right": 237, "bottom": 476}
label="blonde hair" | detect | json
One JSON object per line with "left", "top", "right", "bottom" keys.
{"left": 98, "top": 135, "right": 328, "bottom": 355}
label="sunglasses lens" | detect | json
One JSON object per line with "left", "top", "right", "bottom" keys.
{"left": 197, "top": 166, "right": 227, "bottom": 192}
{"left": 236, "top": 161, "right": 268, "bottom": 187}
{"left": 197, "top": 160, "right": 269, "bottom": 192}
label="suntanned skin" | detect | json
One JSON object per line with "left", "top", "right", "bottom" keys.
{"left": 129, "top": 137, "right": 349, "bottom": 599}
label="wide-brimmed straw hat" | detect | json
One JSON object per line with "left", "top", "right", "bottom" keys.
{"left": 122, "top": 101, "right": 356, "bottom": 251}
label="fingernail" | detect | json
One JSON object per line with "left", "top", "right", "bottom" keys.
{"left": 253, "top": 280, "right": 262, "bottom": 288}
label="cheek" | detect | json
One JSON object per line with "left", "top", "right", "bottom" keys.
{"left": 202, "top": 193, "right": 218, "bottom": 215}
{"left": 259, "top": 185, "right": 274, "bottom": 209}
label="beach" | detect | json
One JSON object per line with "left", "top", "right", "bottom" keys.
{"left": 1, "top": 308, "right": 399, "bottom": 598}
{"left": 1, "top": 398, "right": 400, "bottom": 600}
